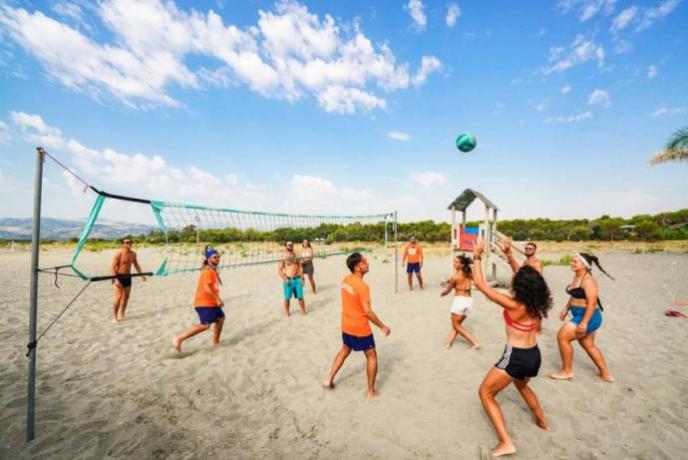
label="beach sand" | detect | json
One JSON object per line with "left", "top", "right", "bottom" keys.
{"left": 1, "top": 248, "right": 687, "bottom": 458}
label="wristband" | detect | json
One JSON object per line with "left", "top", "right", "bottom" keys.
{"left": 473, "top": 255, "right": 482, "bottom": 260}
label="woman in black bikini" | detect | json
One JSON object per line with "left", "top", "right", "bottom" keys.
{"left": 472, "top": 239, "right": 552, "bottom": 457}
{"left": 550, "top": 253, "right": 614, "bottom": 382}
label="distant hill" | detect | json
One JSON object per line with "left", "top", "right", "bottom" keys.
{"left": 0, "top": 218, "right": 157, "bottom": 241}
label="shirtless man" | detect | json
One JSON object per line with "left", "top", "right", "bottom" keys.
{"left": 278, "top": 241, "right": 306, "bottom": 316}
{"left": 500, "top": 238, "right": 543, "bottom": 274}
{"left": 111, "top": 237, "right": 146, "bottom": 323}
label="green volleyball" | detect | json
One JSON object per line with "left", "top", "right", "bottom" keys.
{"left": 456, "top": 132, "right": 477, "bottom": 152}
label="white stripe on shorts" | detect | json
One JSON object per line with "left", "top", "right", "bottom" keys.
{"left": 497, "top": 345, "right": 512, "bottom": 370}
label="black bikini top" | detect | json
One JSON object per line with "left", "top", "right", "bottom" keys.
{"left": 566, "top": 274, "right": 603, "bottom": 310}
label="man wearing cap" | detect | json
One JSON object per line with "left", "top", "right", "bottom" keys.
{"left": 172, "top": 247, "right": 225, "bottom": 352}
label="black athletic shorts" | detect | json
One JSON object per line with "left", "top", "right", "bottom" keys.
{"left": 114, "top": 274, "right": 132, "bottom": 288}
{"left": 494, "top": 344, "right": 541, "bottom": 380}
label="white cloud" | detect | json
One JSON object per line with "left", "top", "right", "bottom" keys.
{"left": 558, "top": 0, "right": 617, "bottom": 22}
{"left": 535, "top": 100, "right": 548, "bottom": 112}
{"left": 536, "top": 28, "right": 547, "bottom": 37}
{"left": 543, "top": 35, "right": 605, "bottom": 74}
{"left": 0, "top": 1, "right": 441, "bottom": 114}
{"left": 587, "top": 89, "right": 611, "bottom": 107}
{"left": 316, "top": 86, "right": 386, "bottom": 114}
{"left": 0, "top": 121, "right": 10, "bottom": 144}
{"left": 613, "top": 39, "right": 633, "bottom": 54}
{"left": 561, "top": 85, "right": 572, "bottom": 94}
{"left": 405, "top": 0, "right": 427, "bottom": 31}
{"left": 610, "top": 6, "right": 637, "bottom": 33}
{"left": 446, "top": 3, "right": 461, "bottom": 27}
{"left": 647, "top": 65, "right": 658, "bottom": 79}
{"left": 412, "top": 56, "right": 442, "bottom": 86}
{"left": 387, "top": 131, "right": 411, "bottom": 141}
{"left": 650, "top": 106, "right": 688, "bottom": 117}
{"left": 494, "top": 101, "right": 505, "bottom": 116}
{"left": 9, "top": 111, "right": 258, "bottom": 207}
{"left": 288, "top": 174, "right": 376, "bottom": 214}
{"left": 546, "top": 111, "right": 593, "bottom": 123}
{"left": 410, "top": 171, "right": 447, "bottom": 187}
{"left": 636, "top": 0, "right": 683, "bottom": 32}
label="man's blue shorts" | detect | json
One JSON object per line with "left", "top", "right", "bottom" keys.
{"left": 406, "top": 262, "right": 421, "bottom": 274}
{"left": 283, "top": 277, "right": 304, "bottom": 300}
{"left": 342, "top": 332, "right": 376, "bottom": 351}
{"left": 195, "top": 307, "right": 225, "bottom": 325}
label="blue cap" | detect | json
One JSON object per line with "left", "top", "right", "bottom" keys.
{"left": 205, "top": 247, "right": 219, "bottom": 261}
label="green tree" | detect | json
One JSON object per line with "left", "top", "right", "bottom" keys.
{"left": 569, "top": 225, "right": 592, "bottom": 241}
{"left": 634, "top": 220, "right": 663, "bottom": 241}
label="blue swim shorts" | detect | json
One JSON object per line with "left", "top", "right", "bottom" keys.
{"left": 283, "top": 277, "right": 304, "bottom": 300}
{"left": 342, "top": 332, "right": 376, "bottom": 351}
{"left": 569, "top": 307, "right": 602, "bottom": 334}
{"left": 406, "top": 262, "right": 421, "bottom": 274}
{"left": 196, "top": 306, "right": 225, "bottom": 325}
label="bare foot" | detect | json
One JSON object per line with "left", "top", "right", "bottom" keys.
{"left": 595, "top": 373, "right": 615, "bottom": 383}
{"left": 322, "top": 380, "right": 334, "bottom": 389}
{"left": 111, "top": 317, "right": 119, "bottom": 324}
{"left": 446, "top": 343, "right": 452, "bottom": 349}
{"left": 300, "top": 308, "right": 307, "bottom": 315}
{"left": 117, "top": 316, "right": 125, "bottom": 321}
{"left": 210, "top": 341, "right": 220, "bottom": 347}
{"left": 491, "top": 441, "right": 516, "bottom": 457}
{"left": 171, "top": 337, "right": 181, "bottom": 352}
{"left": 367, "top": 390, "right": 379, "bottom": 398}
{"left": 470, "top": 344, "right": 481, "bottom": 350}
{"left": 549, "top": 371, "right": 573, "bottom": 380}
{"left": 535, "top": 418, "right": 550, "bottom": 431}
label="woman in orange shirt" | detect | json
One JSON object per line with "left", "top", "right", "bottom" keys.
{"left": 172, "top": 246, "right": 225, "bottom": 352}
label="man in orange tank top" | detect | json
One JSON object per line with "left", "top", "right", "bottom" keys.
{"left": 402, "top": 235, "right": 424, "bottom": 290}
{"left": 172, "top": 247, "right": 225, "bottom": 352}
{"left": 323, "top": 252, "right": 391, "bottom": 397}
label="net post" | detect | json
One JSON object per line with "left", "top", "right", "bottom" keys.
{"left": 27, "top": 147, "right": 45, "bottom": 441}
{"left": 394, "top": 211, "right": 398, "bottom": 293}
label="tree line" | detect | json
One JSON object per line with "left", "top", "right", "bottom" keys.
{"left": 121, "top": 208, "right": 687, "bottom": 244}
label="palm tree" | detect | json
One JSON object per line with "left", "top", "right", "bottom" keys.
{"left": 649, "top": 126, "right": 688, "bottom": 165}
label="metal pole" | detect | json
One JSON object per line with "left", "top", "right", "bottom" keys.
{"left": 394, "top": 211, "right": 398, "bottom": 293}
{"left": 384, "top": 215, "right": 388, "bottom": 248}
{"left": 27, "top": 147, "right": 45, "bottom": 441}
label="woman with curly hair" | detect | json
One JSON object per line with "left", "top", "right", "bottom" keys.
{"left": 441, "top": 254, "right": 480, "bottom": 349}
{"left": 550, "top": 253, "right": 614, "bottom": 382}
{"left": 472, "top": 239, "right": 552, "bottom": 457}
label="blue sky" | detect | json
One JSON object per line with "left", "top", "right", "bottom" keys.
{"left": 0, "top": 0, "right": 686, "bottom": 224}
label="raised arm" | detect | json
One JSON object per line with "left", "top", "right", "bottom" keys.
{"left": 500, "top": 238, "right": 521, "bottom": 273}
{"left": 472, "top": 239, "right": 519, "bottom": 311}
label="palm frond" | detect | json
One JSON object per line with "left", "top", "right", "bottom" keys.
{"left": 649, "top": 149, "right": 688, "bottom": 166}
{"left": 665, "top": 126, "right": 688, "bottom": 151}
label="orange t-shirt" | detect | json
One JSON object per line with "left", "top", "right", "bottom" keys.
{"left": 194, "top": 268, "right": 220, "bottom": 307}
{"left": 340, "top": 274, "right": 372, "bottom": 337}
{"left": 404, "top": 244, "right": 423, "bottom": 264}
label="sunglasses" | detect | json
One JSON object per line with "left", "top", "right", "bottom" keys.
{"left": 123, "top": 241, "right": 132, "bottom": 245}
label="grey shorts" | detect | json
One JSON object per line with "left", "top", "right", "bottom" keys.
{"left": 302, "top": 262, "right": 314, "bottom": 275}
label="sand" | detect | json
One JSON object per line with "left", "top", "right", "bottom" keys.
{"left": 1, "top": 248, "right": 687, "bottom": 459}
